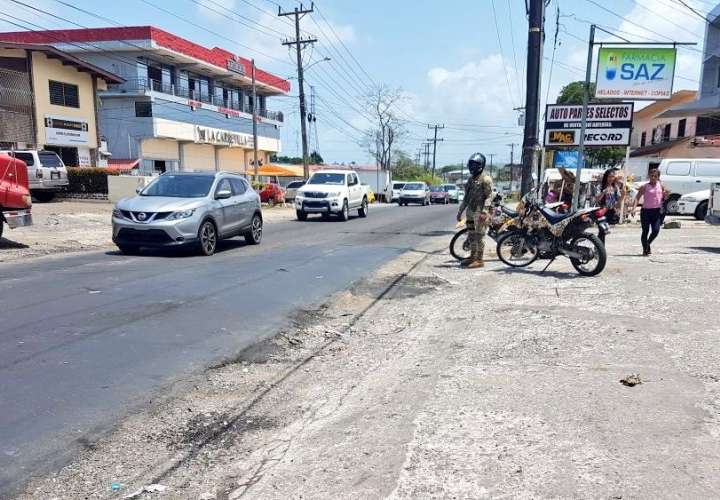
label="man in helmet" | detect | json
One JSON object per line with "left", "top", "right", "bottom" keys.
{"left": 456, "top": 152, "right": 493, "bottom": 268}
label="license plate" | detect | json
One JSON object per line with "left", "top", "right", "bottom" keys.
{"left": 51, "top": 171, "right": 60, "bottom": 179}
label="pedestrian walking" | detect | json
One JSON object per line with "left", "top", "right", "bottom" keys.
{"left": 631, "top": 168, "right": 670, "bottom": 256}
{"left": 456, "top": 153, "right": 493, "bottom": 268}
{"left": 596, "top": 167, "right": 625, "bottom": 243}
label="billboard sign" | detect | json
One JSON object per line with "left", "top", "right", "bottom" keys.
{"left": 44, "top": 115, "right": 90, "bottom": 146}
{"left": 544, "top": 103, "right": 634, "bottom": 147}
{"left": 554, "top": 150, "right": 580, "bottom": 169}
{"left": 595, "top": 47, "right": 676, "bottom": 100}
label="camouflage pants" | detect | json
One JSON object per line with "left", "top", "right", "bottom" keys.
{"left": 466, "top": 210, "right": 489, "bottom": 261}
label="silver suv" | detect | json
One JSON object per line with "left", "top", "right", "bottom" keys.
{"left": 112, "top": 171, "right": 262, "bottom": 256}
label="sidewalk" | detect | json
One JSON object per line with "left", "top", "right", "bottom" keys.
{"left": 0, "top": 200, "right": 299, "bottom": 263}
{"left": 18, "top": 222, "right": 720, "bottom": 499}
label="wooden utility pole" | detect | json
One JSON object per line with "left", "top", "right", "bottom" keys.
{"left": 279, "top": 2, "right": 317, "bottom": 180}
{"left": 428, "top": 124, "right": 444, "bottom": 179}
{"left": 521, "top": 0, "right": 546, "bottom": 195}
{"left": 507, "top": 143, "right": 518, "bottom": 165}
{"left": 488, "top": 153, "right": 496, "bottom": 179}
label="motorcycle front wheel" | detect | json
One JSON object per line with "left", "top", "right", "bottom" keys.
{"left": 496, "top": 231, "right": 539, "bottom": 268}
{"left": 449, "top": 227, "right": 471, "bottom": 261}
{"left": 569, "top": 232, "right": 607, "bottom": 276}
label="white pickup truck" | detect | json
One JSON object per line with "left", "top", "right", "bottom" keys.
{"left": 295, "top": 169, "right": 369, "bottom": 221}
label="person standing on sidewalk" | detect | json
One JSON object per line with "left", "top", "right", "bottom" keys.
{"left": 596, "top": 167, "right": 625, "bottom": 243}
{"left": 456, "top": 153, "right": 493, "bottom": 269}
{"left": 631, "top": 168, "right": 670, "bottom": 256}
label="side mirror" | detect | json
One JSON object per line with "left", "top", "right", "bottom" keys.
{"left": 216, "top": 189, "right": 232, "bottom": 200}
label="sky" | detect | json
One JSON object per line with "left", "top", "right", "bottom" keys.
{"left": 6, "top": 0, "right": 714, "bottom": 167}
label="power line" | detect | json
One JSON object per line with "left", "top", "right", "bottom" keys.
{"left": 490, "top": 0, "right": 516, "bottom": 107}
{"left": 506, "top": 0, "right": 524, "bottom": 103}
{"left": 672, "top": 0, "right": 710, "bottom": 22}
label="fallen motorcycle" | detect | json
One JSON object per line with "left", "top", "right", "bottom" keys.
{"left": 495, "top": 195, "right": 609, "bottom": 276}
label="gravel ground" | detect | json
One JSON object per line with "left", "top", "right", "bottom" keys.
{"left": 16, "top": 219, "right": 720, "bottom": 499}
{"left": 0, "top": 200, "right": 300, "bottom": 263}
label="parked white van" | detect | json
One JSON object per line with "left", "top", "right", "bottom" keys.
{"left": 653, "top": 158, "right": 720, "bottom": 213}
{"left": 0, "top": 150, "right": 69, "bottom": 202}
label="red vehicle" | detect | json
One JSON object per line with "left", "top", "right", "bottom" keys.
{"left": 259, "top": 183, "right": 285, "bottom": 206}
{"left": 0, "top": 154, "right": 33, "bottom": 239}
{"left": 429, "top": 186, "right": 450, "bottom": 204}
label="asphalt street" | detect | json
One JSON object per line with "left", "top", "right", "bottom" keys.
{"left": 0, "top": 203, "right": 456, "bottom": 496}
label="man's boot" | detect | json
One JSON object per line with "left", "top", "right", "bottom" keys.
{"left": 467, "top": 243, "right": 485, "bottom": 269}
{"left": 460, "top": 257, "right": 474, "bottom": 267}
{"left": 467, "top": 259, "right": 485, "bottom": 269}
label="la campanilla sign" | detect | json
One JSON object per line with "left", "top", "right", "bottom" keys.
{"left": 544, "top": 103, "right": 634, "bottom": 147}
{"left": 595, "top": 47, "right": 676, "bottom": 100}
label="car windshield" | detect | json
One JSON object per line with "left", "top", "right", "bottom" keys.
{"left": 307, "top": 173, "right": 345, "bottom": 185}
{"left": 393, "top": 183, "right": 405, "bottom": 189}
{"left": 430, "top": 186, "right": 443, "bottom": 192}
{"left": 38, "top": 152, "right": 63, "bottom": 168}
{"left": 141, "top": 174, "right": 214, "bottom": 198}
{"left": 287, "top": 181, "right": 305, "bottom": 188}
{"left": 404, "top": 183, "right": 424, "bottom": 190}
{"left": 442, "top": 185, "right": 456, "bottom": 192}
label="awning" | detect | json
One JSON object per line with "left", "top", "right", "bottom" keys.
{"left": 255, "top": 164, "right": 304, "bottom": 177}
{"left": 107, "top": 158, "right": 140, "bottom": 172}
{"left": 657, "top": 95, "right": 720, "bottom": 118}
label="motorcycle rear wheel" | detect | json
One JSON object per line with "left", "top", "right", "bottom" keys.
{"left": 449, "top": 227, "right": 471, "bottom": 261}
{"left": 569, "top": 232, "right": 607, "bottom": 276}
{"left": 496, "top": 231, "right": 539, "bottom": 268}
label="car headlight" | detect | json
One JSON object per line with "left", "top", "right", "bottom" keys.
{"left": 167, "top": 209, "right": 196, "bottom": 220}
{"left": 682, "top": 196, "right": 698, "bottom": 202}
{"left": 328, "top": 191, "right": 341, "bottom": 197}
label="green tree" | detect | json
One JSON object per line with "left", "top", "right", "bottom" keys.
{"left": 556, "top": 81, "right": 624, "bottom": 169}
{"left": 309, "top": 151, "right": 324, "bottom": 164}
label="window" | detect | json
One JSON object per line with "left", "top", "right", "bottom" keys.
{"left": 663, "top": 123, "right": 671, "bottom": 142}
{"left": 665, "top": 161, "right": 691, "bottom": 176}
{"left": 215, "top": 178, "right": 233, "bottom": 195}
{"left": 135, "top": 101, "right": 152, "bottom": 117}
{"left": 695, "top": 161, "right": 720, "bottom": 177}
{"left": 230, "top": 177, "right": 247, "bottom": 194}
{"left": 678, "top": 119, "right": 687, "bottom": 138}
{"left": 640, "top": 131, "right": 647, "bottom": 147}
{"left": 13, "top": 152, "right": 34, "bottom": 166}
{"left": 49, "top": 80, "right": 79, "bottom": 108}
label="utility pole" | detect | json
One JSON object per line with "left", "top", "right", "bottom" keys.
{"left": 422, "top": 142, "right": 431, "bottom": 171}
{"left": 280, "top": 2, "right": 317, "bottom": 180}
{"left": 251, "top": 59, "right": 259, "bottom": 180}
{"left": 506, "top": 143, "right": 518, "bottom": 165}
{"left": 427, "top": 124, "right": 445, "bottom": 179}
{"left": 521, "top": 0, "right": 546, "bottom": 195}
{"left": 488, "top": 153, "right": 496, "bottom": 179}
{"left": 572, "top": 24, "right": 594, "bottom": 212}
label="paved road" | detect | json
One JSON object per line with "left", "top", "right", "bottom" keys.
{"left": 0, "top": 203, "right": 455, "bottom": 496}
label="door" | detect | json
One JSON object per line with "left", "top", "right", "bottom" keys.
{"left": 230, "top": 177, "right": 252, "bottom": 229}
{"left": 693, "top": 160, "right": 720, "bottom": 191}
{"left": 348, "top": 173, "right": 362, "bottom": 207}
{"left": 12, "top": 152, "right": 37, "bottom": 188}
{"left": 662, "top": 160, "right": 693, "bottom": 195}
{"left": 213, "top": 178, "right": 236, "bottom": 236}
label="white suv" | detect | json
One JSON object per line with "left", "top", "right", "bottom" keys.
{"left": 295, "top": 170, "right": 369, "bottom": 221}
{"left": 653, "top": 158, "right": 720, "bottom": 213}
{"left": 0, "top": 150, "right": 69, "bottom": 202}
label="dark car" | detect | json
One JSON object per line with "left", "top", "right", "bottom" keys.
{"left": 429, "top": 186, "right": 450, "bottom": 204}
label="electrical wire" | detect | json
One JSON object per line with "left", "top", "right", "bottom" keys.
{"left": 490, "top": 0, "right": 517, "bottom": 108}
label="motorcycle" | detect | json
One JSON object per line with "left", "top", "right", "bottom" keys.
{"left": 449, "top": 194, "right": 519, "bottom": 261}
{"left": 495, "top": 194, "right": 609, "bottom": 276}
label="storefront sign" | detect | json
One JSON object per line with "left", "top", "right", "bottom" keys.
{"left": 227, "top": 59, "right": 246, "bottom": 76}
{"left": 595, "top": 47, "right": 676, "bottom": 100}
{"left": 554, "top": 150, "right": 580, "bottom": 169}
{"left": 544, "top": 103, "right": 633, "bottom": 147}
{"left": 44, "top": 115, "right": 89, "bottom": 146}
{"left": 194, "top": 125, "right": 253, "bottom": 147}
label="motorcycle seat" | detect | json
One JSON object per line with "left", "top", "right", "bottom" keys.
{"left": 541, "top": 207, "right": 572, "bottom": 225}
{"left": 501, "top": 205, "right": 518, "bottom": 217}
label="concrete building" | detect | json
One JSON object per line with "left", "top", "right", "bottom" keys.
{"left": 0, "top": 27, "right": 290, "bottom": 173}
{"left": 0, "top": 41, "right": 122, "bottom": 166}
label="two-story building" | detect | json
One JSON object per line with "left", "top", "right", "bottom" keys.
{"left": 0, "top": 27, "right": 290, "bottom": 173}
{"left": 0, "top": 41, "right": 122, "bottom": 166}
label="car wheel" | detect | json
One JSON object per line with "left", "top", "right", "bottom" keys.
{"left": 296, "top": 210, "right": 307, "bottom": 221}
{"left": 358, "top": 197, "right": 368, "bottom": 218}
{"left": 198, "top": 220, "right": 218, "bottom": 256}
{"left": 267, "top": 198, "right": 275, "bottom": 207}
{"left": 339, "top": 199, "right": 350, "bottom": 221}
{"left": 664, "top": 196, "right": 680, "bottom": 215}
{"left": 695, "top": 200, "right": 709, "bottom": 220}
{"left": 244, "top": 213, "right": 263, "bottom": 245}
{"left": 33, "top": 191, "right": 55, "bottom": 203}
{"left": 117, "top": 244, "right": 140, "bottom": 255}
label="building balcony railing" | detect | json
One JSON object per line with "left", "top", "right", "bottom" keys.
{"left": 105, "top": 78, "right": 283, "bottom": 123}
